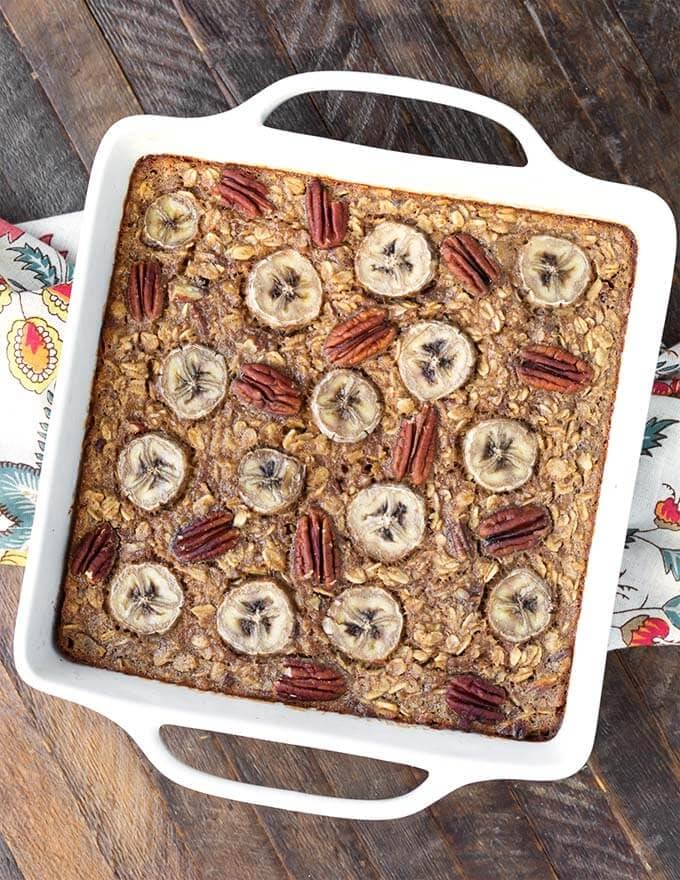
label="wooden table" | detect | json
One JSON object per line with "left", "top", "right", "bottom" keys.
{"left": 0, "top": 1, "right": 678, "bottom": 877}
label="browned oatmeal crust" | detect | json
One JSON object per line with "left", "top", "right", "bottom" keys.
{"left": 58, "top": 154, "right": 635, "bottom": 741}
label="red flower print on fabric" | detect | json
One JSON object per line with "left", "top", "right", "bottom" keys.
{"left": 654, "top": 486, "right": 680, "bottom": 530}
{"left": 653, "top": 378, "right": 680, "bottom": 397}
{"left": 621, "top": 615, "right": 670, "bottom": 646}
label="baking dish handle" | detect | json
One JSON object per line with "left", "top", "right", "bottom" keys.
{"left": 127, "top": 721, "right": 463, "bottom": 820}
{"left": 234, "top": 70, "right": 556, "bottom": 169}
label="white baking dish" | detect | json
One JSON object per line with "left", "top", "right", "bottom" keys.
{"left": 13, "top": 71, "right": 676, "bottom": 820}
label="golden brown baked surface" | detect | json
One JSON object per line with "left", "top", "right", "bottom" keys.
{"left": 58, "top": 154, "right": 635, "bottom": 740}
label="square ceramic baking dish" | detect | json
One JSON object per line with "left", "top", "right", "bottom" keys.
{"left": 13, "top": 71, "right": 676, "bottom": 820}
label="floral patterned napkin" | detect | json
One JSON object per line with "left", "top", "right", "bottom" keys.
{"left": 0, "top": 212, "right": 677, "bottom": 650}
{"left": 609, "top": 354, "right": 680, "bottom": 648}
{"left": 0, "top": 214, "right": 78, "bottom": 566}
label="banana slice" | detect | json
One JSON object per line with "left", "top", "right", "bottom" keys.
{"left": 159, "top": 344, "right": 227, "bottom": 420}
{"left": 109, "top": 562, "right": 184, "bottom": 635}
{"left": 323, "top": 586, "right": 403, "bottom": 662}
{"left": 310, "top": 369, "right": 382, "bottom": 443}
{"left": 347, "top": 483, "right": 426, "bottom": 562}
{"left": 238, "top": 447, "right": 304, "bottom": 513}
{"left": 117, "top": 432, "right": 188, "bottom": 511}
{"left": 246, "top": 249, "right": 323, "bottom": 330}
{"left": 143, "top": 191, "right": 199, "bottom": 250}
{"left": 463, "top": 419, "right": 537, "bottom": 493}
{"left": 398, "top": 321, "right": 475, "bottom": 401}
{"left": 216, "top": 580, "right": 294, "bottom": 655}
{"left": 519, "top": 235, "right": 590, "bottom": 307}
{"left": 486, "top": 568, "right": 552, "bottom": 643}
{"left": 355, "top": 221, "right": 435, "bottom": 298}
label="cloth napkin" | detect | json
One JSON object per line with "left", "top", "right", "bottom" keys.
{"left": 0, "top": 213, "right": 78, "bottom": 564}
{"left": 0, "top": 213, "right": 677, "bottom": 651}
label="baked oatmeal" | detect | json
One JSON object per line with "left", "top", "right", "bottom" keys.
{"left": 59, "top": 155, "right": 635, "bottom": 740}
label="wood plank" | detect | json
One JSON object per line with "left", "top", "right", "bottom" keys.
{"left": 212, "top": 734, "right": 385, "bottom": 880}
{"left": 611, "top": 0, "right": 680, "bottom": 108}
{"left": 520, "top": 0, "right": 679, "bottom": 198}
{"left": 86, "top": 0, "right": 227, "bottom": 116}
{"left": 0, "top": 835, "right": 23, "bottom": 880}
{"left": 618, "top": 647, "right": 680, "bottom": 753}
{"left": 300, "top": 753, "right": 469, "bottom": 880}
{"left": 284, "top": 739, "right": 568, "bottom": 880}
{"left": 0, "top": 18, "right": 86, "bottom": 221}
{"left": 429, "top": 781, "right": 562, "bottom": 880}
{"left": 1, "top": 0, "right": 140, "bottom": 167}
{"left": 342, "top": 0, "right": 523, "bottom": 164}
{"left": 252, "top": 0, "right": 432, "bottom": 160}
{"left": 157, "top": 705, "right": 556, "bottom": 879}
{"left": 663, "top": 272, "right": 680, "bottom": 346}
{"left": 256, "top": 0, "right": 429, "bottom": 158}
{"left": 178, "top": 0, "right": 512, "bottom": 165}
{"left": 11, "top": 698, "right": 199, "bottom": 880}
{"left": 0, "top": 651, "right": 116, "bottom": 880}
{"left": 176, "top": 0, "right": 326, "bottom": 136}
{"left": 431, "top": 0, "right": 618, "bottom": 180}
{"left": 158, "top": 728, "right": 290, "bottom": 880}
{"left": 511, "top": 770, "right": 650, "bottom": 879}
{"left": 212, "top": 736, "right": 469, "bottom": 880}
{"left": 587, "top": 653, "right": 680, "bottom": 877}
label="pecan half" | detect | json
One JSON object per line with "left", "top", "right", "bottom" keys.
{"left": 446, "top": 674, "right": 506, "bottom": 723}
{"left": 275, "top": 658, "right": 347, "bottom": 702}
{"left": 232, "top": 363, "right": 303, "bottom": 416}
{"left": 214, "top": 168, "right": 272, "bottom": 217}
{"left": 171, "top": 509, "right": 240, "bottom": 563}
{"left": 324, "top": 308, "right": 396, "bottom": 367}
{"left": 70, "top": 522, "right": 119, "bottom": 584}
{"left": 126, "top": 260, "right": 164, "bottom": 321}
{"left": 293, "top": 507, "right": 339, "bottom": 586}
{"left": 392, "top": 404, "right": 438, "bottom": 486}
{"left": 478, "top": 504, "right": 552, "bottom": 558}
{"left": 305, "top": 178, "right": 349, "bottom": 248}
{"left": 446, "top": 518, "right": 476, "bottom": 562}
{"left": 516, "top": 344, "right": 593, "bottom": 393}
{"left": 441, "top": 233, "right": 501, "bottom": 295}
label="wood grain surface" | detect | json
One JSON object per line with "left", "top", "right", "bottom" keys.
{"left": 0, "top": 1, "right": 678, "bottom": 877}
